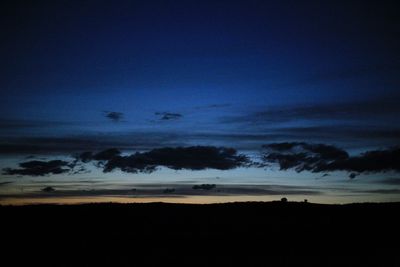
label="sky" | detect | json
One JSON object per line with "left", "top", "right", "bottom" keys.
{"left": 0, "top": 0, "right": 399, "bottom": 204}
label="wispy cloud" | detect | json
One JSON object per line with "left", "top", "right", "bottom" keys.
{"left": 0, "top": 183, "right": 322, "bottom": 199}
{"left": 220, "top": 96, "right": 400, "bottom": 125}
{"left": 103, "top": 111, "right": 124, "bottom": 122}
{"left": 377, "top": 178, "right": 400, "bottom": 185}
{"left": 155, "top": 112, "right": 183, "bottom": 121}
{"left": 0, "top": 132, "right": 186, "bottom": 154}
{"left": 0, "top": 119, "right": 73, "bottom": 133}
{"left": 195, "top": 103, "right": 232, "bottom": 110}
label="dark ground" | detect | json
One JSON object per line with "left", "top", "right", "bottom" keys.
{"left": 1, "top": 201, "right": 399, "bottom": 266}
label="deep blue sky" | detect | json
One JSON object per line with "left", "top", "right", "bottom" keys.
{"left": 0, "top": 0, "right": 399, "bottom": 204}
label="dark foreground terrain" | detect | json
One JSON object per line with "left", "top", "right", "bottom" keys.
{"left": 1, "top": 201, "right": 399, "bottom": 266}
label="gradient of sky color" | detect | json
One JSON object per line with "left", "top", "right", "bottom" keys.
{"left": 1, "top": 0, "right": 399, "bottom": 204}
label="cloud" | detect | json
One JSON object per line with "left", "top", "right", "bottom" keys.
{"left": 262, "top": 142, "right": 349, "bottom": 172}
{"left": 3, "top": 160, "right": 71, "bottom": 176}
{"left": 195, "top": 103, "right": 232, "bottom": 110}
{"left": 0, "top": 119, "right": 68, "bottom": 130}
{"left": 262, "top": 142, "right": 400, "bottom": 175}
{"left": 91, "top": 148, "right": 121, "bottom": 161}
{"left": 155, "top": 112, "right": 183, "bottom": 121}
{"left": 76, "top": 146, "right": 251, "bottom": 173}
{"left": 74, "top": 148, "right": 121, "bottom": 169}
{"left": 220, "top": 96, "right": 400, "bottom": 125}
{"left": 192, "top": 184, "right": 216, "bottom": 190}
{"left": 312, "top": 147, "right": 400, "bottom": 173}
{"left": 42, "top": 186, "right": 55, "bottom": 192}
{"left": 103, "top": 111, "right": 124, "bottom": 122}
{"left": 359, "top": 189, "right": 400, "bottom": 194}
{"left": 0, "top": 184, "right": 322, "bottom": 199}
{"left": 377, "top": 178, "right": 400, "bottom": 185}
{"left": 0, "top": 132, "right": 186, "bottom": 154}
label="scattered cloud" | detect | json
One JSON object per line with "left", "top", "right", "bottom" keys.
{"left": 103, "top": 111, "right": 124, "bottom": 122}
{"left": 359, "top": 189, "right": 400, "bottom": 194}
{"left": 3, "top": 160, "right": 71, "bottom": 176}
{"left": 92, "top": 148, "right": 121, "bottom": 161}
{"left": 262, "top": 142, "right": 349, "bottom": 172}
{"left": 0, "top": 119, "right": 74, "bottom": 137}
{"left": 155, "top": 112, "right": 183, "bottom": 121}
{"left": 312, "top": 147, "right": 400, "bottom": 173}
{"left": 76, "top": 146, "right": 251, "bottom": 173}
{"left": 195, "top": 103, "right": 232, "bottom": 110}
{"left": 0, "top": 132, "right": 186, "bottom": 154}
{"left": 220, "top": 96, "right": 400, "bottom": 125}
{"left": 0, "top": 184, "right": 322, "bottom": 199}
{"left": 3, "top": 141, "right": 399, "bottom": 179}
{"left": 377, "top": 178, "right": 400, "bottom": 185}
{"left": 262, "top": 142, "right": 400, "bottom": 175}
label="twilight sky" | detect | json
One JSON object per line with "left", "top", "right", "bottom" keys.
{"left": 1, "top": 0, "right": 399, "bottom": 204}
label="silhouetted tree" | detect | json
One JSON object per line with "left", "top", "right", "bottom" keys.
{"left": 281, "top": 197, "right": 287, "bottom": 202}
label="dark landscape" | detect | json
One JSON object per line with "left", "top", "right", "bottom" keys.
{"left": 2, "top": 201, "right": 399, "bottom": 266}
{"left": 1, "top": 1, "right": 400, "bottom": 266}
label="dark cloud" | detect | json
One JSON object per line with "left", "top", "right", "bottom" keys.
{"left": 273, "top": 126, "right": 400, "bottom": 141}
{"left": 0, "top": 119, "right": 71, "bottom": 130}
{"left": 42, "top": 186, "right": 55, "bottom": 192}
{"left": 0, "top": 132, "right": 186, "bottom": 154}
{"left": 1, "top": 123, "right": 399, "bottom": 156}
{"left": 76, "top": 146, "right": 251, "bottom": 173}
{"left": 104, "top": 111, "right": 124, "bottom": 122}
{"left": 3, "top": 160, "right": 71, "bottom": 176}
{"left": 262, "top": 142, "right": 400, "bottom": 175}
{"left": 106, "top": 146, "right": 250, "bottom": 173}
{"left": 312, "top": 147, "right": 400, "bottom": 173}
{"left": 76, "top": 151, "right": 93, "bottom": 163}
{"left": 360, "top": 189, "right": 400, "bottom": 194}
{"left": 195, "top": 103, "right": 232, "bottom": 110}
{"left": 262, "top": 142, "right": 349, "bottom": 172}
{"left": 0, "top": 181, "right": 13, "bottom": 186}
{"left": 378, "top": 178, "right": 400, "bottom": 185}
{"left": 192, "top": 184, "right": 216, "bottom": 190}
{"left": 0, "top": 137, "right": 117, "bottom": 154}
{"left": 264, "top": 142, "right": 349, "bottom": 160}
{"left": 155, "top": 112, "right": 183, "bottom": 121}
{"left": 92, "top": 148, "right": 121, "bottom": 161}
{"left": 73, "top": 149, "right": 121, "bottom": 170}
{"left": 349, "top": 173, "right": 357, "bottom": 179}
{"left": 0, "top": 184, "right": 322, "bottom": 199}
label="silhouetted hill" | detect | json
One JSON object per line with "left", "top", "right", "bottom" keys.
{"left": 1, "top": 201, "right": 399, "bottom": 266}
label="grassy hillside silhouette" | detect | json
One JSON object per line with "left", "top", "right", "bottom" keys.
{"left": 1, "top": 201, "right": 399, "bottom": 266}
